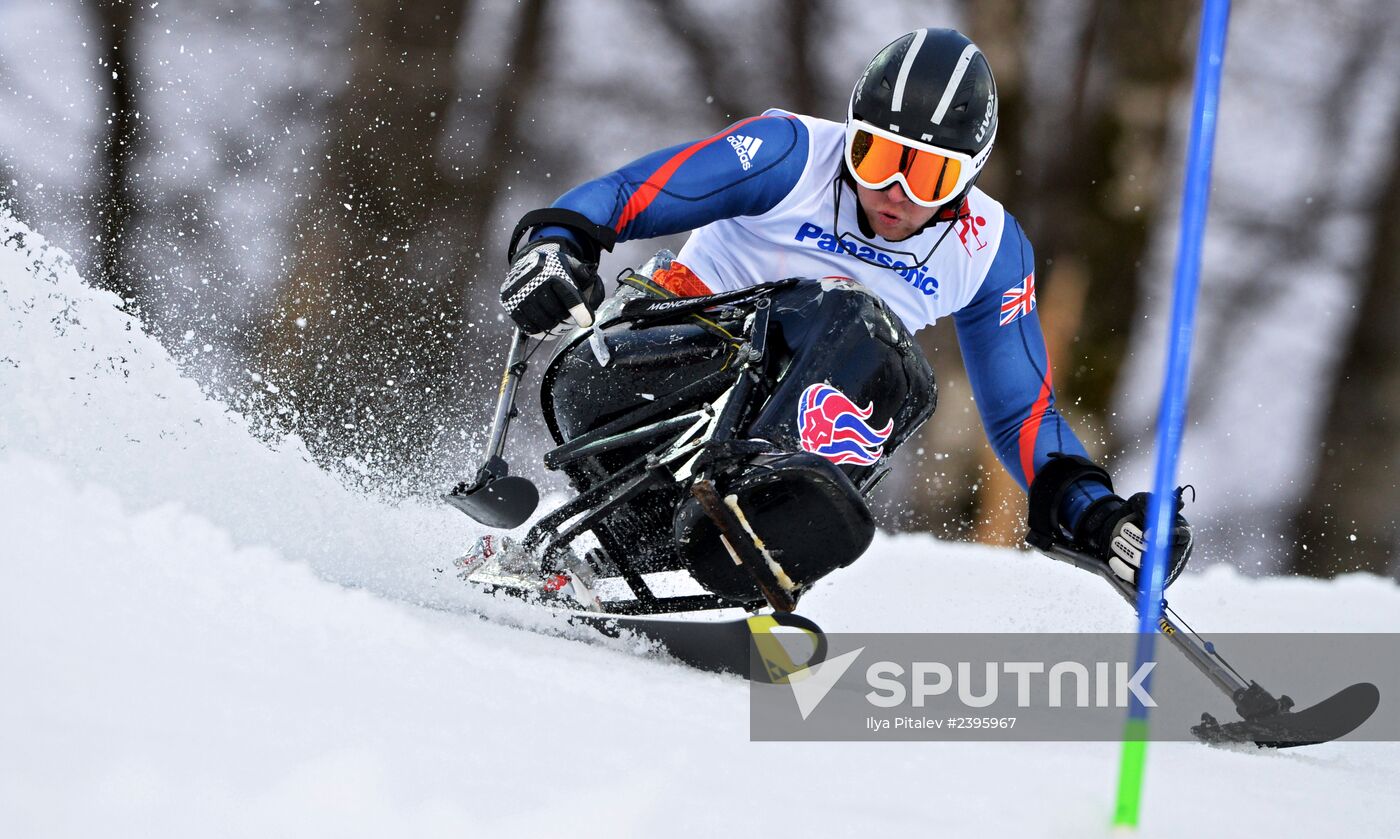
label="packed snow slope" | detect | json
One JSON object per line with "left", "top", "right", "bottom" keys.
{"left": 2, "top": 208, "right": 1398, "bottom": 839}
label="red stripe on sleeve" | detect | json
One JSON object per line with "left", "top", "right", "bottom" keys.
{"left": 614, "top": 115, "right": 770, "bottom": 232}
{"left": 1017, "top": 372, "right": 1054, "bottom": 487}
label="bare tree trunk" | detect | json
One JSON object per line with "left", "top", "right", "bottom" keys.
{"left": 90, "top": 0, "right": 143, "bottom": 303}
{"left": 1024, "top": 0, "right": 1190, "bottom": 427}
{"left": 645, "top": 0, "right": 827, "bottom": 121}
{"left": 455, "top": 0, "right": 551, "bottom": 265}
{"left": 1291, "top": 127, "right": 1400, "bottom": 578}
{"left": 253, "top": 0, "right": 555, "bottom": 471}
{"left": 780, "top": 0, "right": 820, "bottom": 117}
{"left": 647, "top": 0, "right": 760, "bottom": 121}
{"left": 256, "top": 0, "right": 474, "bottom": 460}
{"left": 960, "top": 0, "right": 1028, "bottom": 206}
{"left": 940, "top": 1, "right": 1189, "bottom": 541}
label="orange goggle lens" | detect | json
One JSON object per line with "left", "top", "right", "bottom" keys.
{"left": 848, "top": 129, "right": 964, "bottom": 205}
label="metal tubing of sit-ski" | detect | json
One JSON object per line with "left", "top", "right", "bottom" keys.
{"left": 1041, "top": 544, "right": 1247, "bottom": 699}
{"left": 1116, "top": 0, "right": 1231, "bottom": 829}
{"left": 483, "top": 328, "right": 532, "bottom": 463}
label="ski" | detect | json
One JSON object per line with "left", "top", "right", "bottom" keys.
{"left": 448, "top": 545, "right": 826, "bottom": 683}
{"left": 1035, "top": 540, "right": 1382, "bottom": 748}
{"left": 563, "top": 610, "right": 828, "bottom": 684}
{"left": 1192, "top": 682, "right": 1381, "bottom": 749}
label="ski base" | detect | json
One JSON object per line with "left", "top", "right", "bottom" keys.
{"left": 564, "top": 611, "right": 828, "bottom": 684}
{"left": 1192, "top": 682, "right": 1380, "bottom": 748}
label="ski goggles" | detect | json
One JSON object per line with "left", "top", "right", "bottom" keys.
{"left": 844, "top": 118, "right": 976, "bottom": 208}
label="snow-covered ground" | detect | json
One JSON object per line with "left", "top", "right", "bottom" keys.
{"left": 3, "top": 208, "right": 1398, "bottom": 838}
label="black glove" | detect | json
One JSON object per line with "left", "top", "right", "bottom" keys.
{"left": 500, "top": 238, "right": 604, "bottom": 337}
{"left": 1075, "top": 491, "right": 1193, "bottom": 589}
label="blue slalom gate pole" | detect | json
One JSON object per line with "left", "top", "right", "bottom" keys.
{"left": 1114, "top": 0, "right": 1232, "bottom": 827}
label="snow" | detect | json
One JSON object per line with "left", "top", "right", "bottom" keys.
{"left": 3, "top": 208, "right": 1399, "bottom": 837}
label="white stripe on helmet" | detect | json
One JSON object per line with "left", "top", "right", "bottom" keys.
{"left": 888, "top": 29, "right": 926, "bottom": 113}
{"left": 930, "top": 43, "right": 981, "bottom": 125}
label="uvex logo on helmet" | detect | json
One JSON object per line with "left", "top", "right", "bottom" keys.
{"left": 975, "top": 93, "right": 995, "bottom": 144}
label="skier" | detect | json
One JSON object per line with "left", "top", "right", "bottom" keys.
{"left": 469, "top": 28, "right": 1192, "bottom": 607}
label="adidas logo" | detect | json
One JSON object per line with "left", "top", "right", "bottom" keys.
{"left": 726, "top": 133, "right": 764, "bottom": 170}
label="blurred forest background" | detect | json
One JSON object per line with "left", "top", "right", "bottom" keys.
{"left": 1, "top": 0, "right": 1397, "bottom": 579}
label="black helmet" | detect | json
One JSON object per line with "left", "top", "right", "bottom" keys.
{"left": 846, "top": 28, "right": 997, "bottom": 208}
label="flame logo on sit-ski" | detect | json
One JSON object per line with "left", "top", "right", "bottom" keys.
{"left": 797, "top": 383, "right": 893, "bottom": 466}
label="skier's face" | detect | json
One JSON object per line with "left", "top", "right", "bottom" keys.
{"left": 856, "top": 182, "right": 938, "bottom": 241}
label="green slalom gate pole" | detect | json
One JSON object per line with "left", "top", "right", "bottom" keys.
{"left": 1112, "top": 0, "right": 1231, "bottom": 829}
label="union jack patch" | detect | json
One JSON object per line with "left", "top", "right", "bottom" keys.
{"left": 999, "top": 272, "right": 1036, "bottom": 326}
